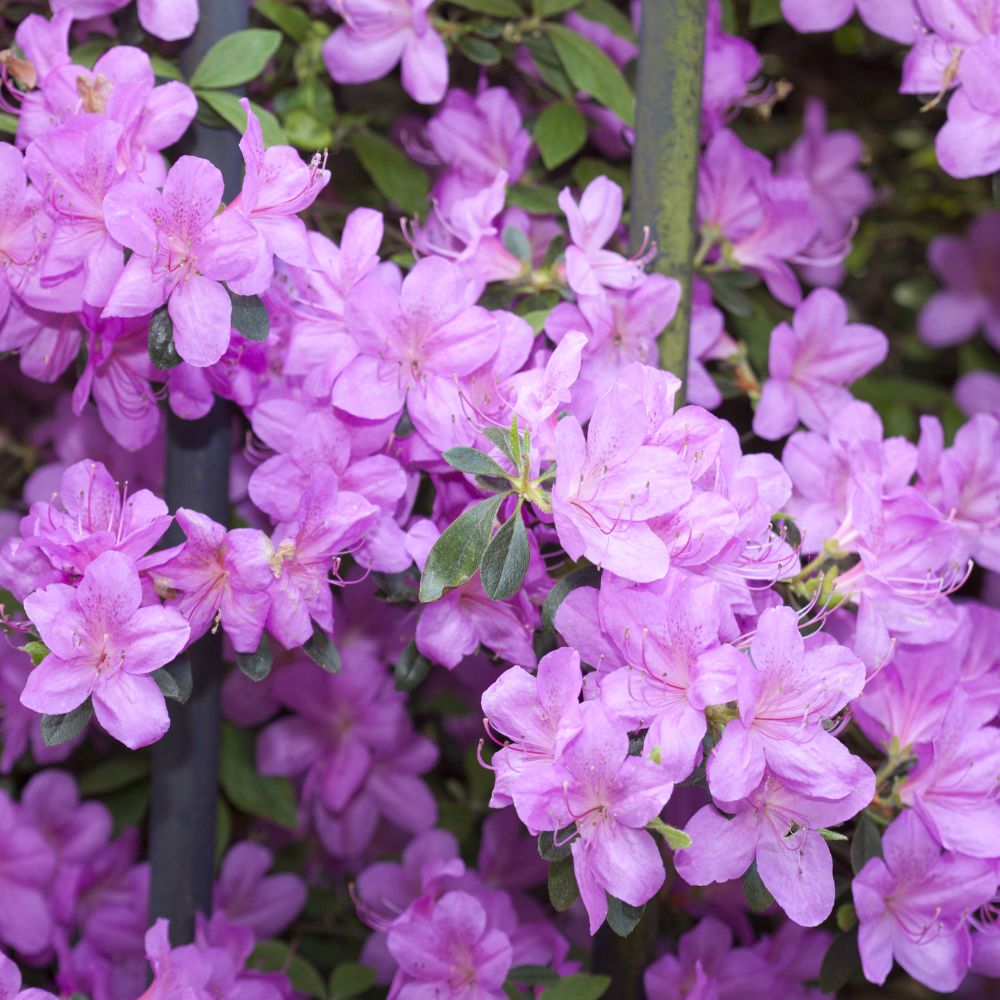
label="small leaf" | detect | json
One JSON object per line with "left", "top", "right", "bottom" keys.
{"left": 329, "top": 961, "right": 377, "bottom": 1000}
{"left": 536, "top": 0, "right": 582, "bottom": 16}
{"left": 502, "top": 226, "right": 533, "bottom": 263}
{"left": 750, "top": 0, "right": 783, "bottom": 28}
{"left": 542, "top": 565, "right": 600, "bottom": 631}
{"left": 507, "top": 965, "right": 560, "bottom": 987}
{"left": 540, "top": 974, "right": 611, "bottom": 1000}
{"left": 742, "top": 860, "right": 775, "bottom": 913}
{"left": 447, "top": 0, "right": 524, "bottom": 15}
{"left": 507, "top": 183, "right": 561, "bottom": 214}
{"left": 577, "top": 0, "right": 636, "bottom": 41}
{"left": 419, "top": 494, "right": 506, "bottom": 603}
{"left": 480, "top": 506, "right": 530, "bottom": 600}
{"left": 148, "top": 305, "right": 182, "bottom": 370}
{"left": 20, "top": 640, "right": 50, "bottom": 666}
{"left": 459, "top": 36, "right": 503, "bottom": 65}
{"left": 198, "top": 89, "right": 287, "bottom": 146}
{"left": 79, "top": 754, "right": 150, "bottom": 796}
{"left": 254, "top": 0, "right": 311, "bottom": 41}
{"left": 302, "top": 622, "right": 341, "bottom": 673}
{"left": 548, "top": 856, "right": 579, "bottom": 911}
{"left": 237, "top": 634, "right": 273, "bottom": 682}
{"left": 851, "top": 813, "right": 884, "bottom": 875}
{"left": 546, "top": 23, "right": 635, "bottom": 126}
{"left": 350, "top": 130, "right": 430, "bottom": 217}
{"left": 42, "top": 701, "right": 93, "bottom": 747}
{"left": 0, "top": 112, "right": 16, "bottom": 135}
{"left": 249, "top": 941, "right": 325, "bottom": 999}
{"left": 443, "top": 447, "right": 510, "bottom": 478}
{"left": 395, "top": 640, "right": 432, "bottom": 692}
{"left": 819, "top": 827, "right": 848, "bottom": 842}
{"left": 836, "top": 902, "right": 858, "bottom": 932}
{"left": 646, "top": 817, "right": 692, "bottom": 850}
{"left": 189, "top": 29, "right": 282, "bottom": 89}
{"left": 605, "top": 895, "right": 644, "bottom": 937}
{"left": 152, "top": 657, "right": 193, "bottom": 704}
{"left": 229, "top": 291, "right": 270, "bottom": 342}
{"left": 819, "top": 930, "right": 862, "bottom": 994}
{"left": 533, "top": 101, "right": 587, "bottom": 170}
{"left": 538, "top": 825, "right": 577, "bottom": 861}
{"left": 149, "top": 53, "right": 182, "bottom": 80}
{"left": 219, "top": 723, "right": 299, "bottom": 827}
{"left": 482, "top": 426, "right": 517, "bottom": 463}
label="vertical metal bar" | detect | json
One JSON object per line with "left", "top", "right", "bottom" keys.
{"left": 629, "top": 0, "right": 707, "bottom": 405}
{"left": 148, "top": 0, "right": 246, "bottom": 945}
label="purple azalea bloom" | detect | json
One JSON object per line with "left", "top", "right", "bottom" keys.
{"left": 0, "top": 789, "right": 56, "bottom": 957}
{"left": 0, "top": 951, "right": 57, "bottom": 1000}
{"left": 511, "top": 701, "right": 674, "bottom": 934}
{"left": 0, "top": 143, "right": 47, "bottom": 322}
{"left": 103, "top": 156, "right": 264, "bottom": 367}
{"left": 52, "top": 0, "right": 199, "bottom": 42}
{"left": 676, "top": 771, "right": 874, "bottom": 927}
{"left": 323, "top": 0, "right": 448, "bottom": 105}
{"left": 702, "top": 0, "right": 763, "bottom": 138}
{"left": 155, "top": 508, "right": 273, "bottom": 654}
{"left": 706, "top": 606, "right": 867, "bottom": 802}
{"left": 386, "top": 890, "right": 512, "bottom": 999}
{"left": 753, "top": 288, "right": 888, "bottom": 439}
{"left": 853, "top": 809, "right": 997, "bottom": 992}
{"left": 20, "top": 550, "right": 191, "bottom": 749}
{"left": 781, "top": 0, "right": 917, "bottom": 41}
{"left": 214, "top": 842, "right": 307, "bottom": 940}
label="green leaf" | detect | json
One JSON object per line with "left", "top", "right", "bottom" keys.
{"left": 742, "top": 860, "right": 775, "bottom": 913}
{"left": 20, "top": 640, "right": 49, "bottom": 666}
{"left": 350, "top": 130, "right": 430, "bottom": 217}
{"left": 459, "top": 36, "right": 503, "bottom": 65}
{"left": 152, "top": 657, "right": 193, "bottom": 704}
{"left": 103, "top": 781, "right": 150, "bottom": 834}
{"left": 605, "top": 895, "right": 644, "bottom": 937}
{"left": 749, "top": 0, "right": 784, "bottom": 28}
{"left": 547, "top": 856, "right": 579, "bottom": 911}
{"left": 836, "top": 902, "right": 858, "bottom": 932}
{"left": 198, "top": 89, "right": 287, "bottom": 146}
{"left": 482, "top": 426, "right": 517, "bottom": 463}
{"left": 819, "top": 827, "right": 849, "bottom": 842}
{"left": 502, "top": 226, "right": 533, "bottom": 263}
{"left": 42, "top": 701, "right": 93, "bottom": 747}
{"left": 507, "top": 965, "right": 560, "bottom": 987}
{"left": 302, "top": 622, "right": 341, "bottom": 673}
{"left": 237, "top": 634, "right": 273, "bottom": 682}
{"left": 0, "top": 112, "right": 16, "bottom": 135}
{"left": 395, "top": 640, "right": 432, "bottom": 692}
{"left": 219, "top": 723, "right": 299, "bottom": 827}
{"left": 507, "top": 183, "right": 561, "bottom": 214}
{"left": 79, "top": 754, "right": 150, "bottom": 796}
{"left": 851, "top": 813, "right": 884, "bottom": 875}
{"left": 540, "top": 974, "right": 611, "bottom": 1000}
{"left": 249, "top": 941, "right": 326, "bottom": 999}
{"left": 542, "top": 565, "right": 600, "bottom": 631}
{"left": 189, "top": 29, "right": 282, "bottom": 89}
{"left": 149, "top": 53, "right": 182, "bottom": 80}
{"left": 538, "top": 825, "right": 577, "bottom": 861}
{"left": 443, "top": 447, "right": 510, "bottom": 478}
{"left": 577, "top": 0, "right": 636, "bottom": 41}
{"left": 418, "top": 494, "right": 506, "bottom": 602}
{"left": 148, "top": 305, "right": 182, "bottom": 370}
{"left": 254, "top": 0, "right": 311, "bottom": 42}
{"left": 480, "top": 506, "right": 530, "bottom": 600}
{"left": 521, "top": 33, "right": 576, "bottom": 98}
{"left": 535, "top": 0, "right": 582, "bottom": 16}
{"left": 228, "top": 291, "right": 270, "bottom": 342}
{"left": 533, "top": 101, "right": 587, "bottom": 170}
{"left": 646, "top": 817, "right": 692, "bottom": 850}
{"left": 546, "top": 23, "right": 635, "bottom": 126}
{"left": 818, "top": 930, "right": 862, "bottom": 994}
{"left": 70, "top": 38, "right": 114, "bottom": 68}
{"left": 448, "top": 0, "right": 524, "bottom": 15}
{"left": 329, "top": 961, "right": 376, "bottom": 1000}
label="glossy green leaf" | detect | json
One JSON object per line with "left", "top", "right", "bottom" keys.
{"left": 395, "top": 640, "right": 432, "bottom": 692}
{"left": 538, "top": 825, "right": 577, "bottom": 861}
{"left": 152, "top": 657, "right": 192, "bottom": 704}
{"left": 148, "top": 305, "right": 182, "bottom": 370}
{"left": 533, "top": 101, "right": 587, "bottom": 170}
{"left": 219, "top": 723, "right": 299, "bottom": 828}
{"left": 540, "top": 974, "right": 611, "bottom": 1000}
{"left": 198, "top": 89, "right": 287, "bottom": 146}
{"left": 536, "top": 0, "right": 582, "bottom": 16}
{"left": 229, "top": 291, "right": 270, "bottom": 342}
{"left": 189, "top": 29, "right": 282, "bottom": 89}
{"left": 42, "top": 701, "right": 93, "bottom": 747}
{"left": 254, "top": 0, "right": 311, "bottom": 42}
{"left": 329, "top": 961, "right": 376, "bottom": 1000}
{"left": 742, "top": 860, "right": 775, "bottom": 913}
{"left": 79, "top": 754, "right": 150, "bottom": 796}
{"left": 459, "top": 36, "right": 503, "bottom": 65}
{"left": 577, "top": 0, "right": 636, "bottom": 41}
{"left": 237, "top": 634, "right": 273, "bottom": 682}
{"left": 20, "top": 640, "right": 49, "bottom": 666}
{"left": 302, "top": 622, "right": 341, "bottom": 673}
{"left": 605, "top": 895, "right": 644, "bottom": 937}
{"left": 448, "top": 0, "right": 524, "bottom": 16}
{"left": 443, "top": 447, "right": 510, "bottom": 478}
{"left": 351, "top": 130, "right": 430, "bottom": 217}
{"left": 481, "top": 506, "right": 530, "bottom": 600}
{"left": 542, "top": 565, "right": 600, "bottom": 631}
{"left": 647, "top": 817, "right": 692, "bottom": 850}
{"left": 546, "top": 23, "right": 635, "bottom": 126}
{"left": 548, "top": 856, "right": 579, "bottom": 911}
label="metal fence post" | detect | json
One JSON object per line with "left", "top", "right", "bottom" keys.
{"left": 630, "top": 0, "right": 707, "bottom": 405}
{"left": 148, "top": 1, "right": 246, "bottom": 945}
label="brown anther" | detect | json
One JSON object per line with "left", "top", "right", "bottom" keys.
{"left": 0, "top": 49, "right": 36, "bottom": 90}
{"left": 77, "top": 73, "right": 112, "bottom": 114}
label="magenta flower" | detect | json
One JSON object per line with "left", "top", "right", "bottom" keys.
{"left": 919, "top": 211, "right": 1000, "bottom": 350}
{"left": 52, "top": 0, "right": 199, "bottom": 42}
{"left": 0, "top": 790, "right": 56, "bottom": 957}
{"left": 20, "top": 550, "right": 191, "bottom": 749}
{"left": 323, "top": 0, "right": 448, "bottom": 105}
{"left": 214, "top": 842, "right": 306, "bottom": 940}
{"left": 552, "top": 371, "right": 692, "bottom": 583}
{"left": 334, "top": 256, "right": 498, "bottom": 451}
{"left": 0, "top": 951, "right": 57, "bottom": 1000}
{"left": 676, "top": 771, "right": 874, "bottom": 927}
{"left": 558, "top": 177, "right": 647, "bottom": 296}
{"left": 511, "top": 701, "right": 674, "bottom": 934}
{"left": 781, "top": 0, "right": 917, "bottom": 40}
{"left": 387, "top": 890, "right": 512, "bottom": 999}
{"left": 706, "top": 606, "right": 867, "bottom": 802}
{"left": 0, "top": 143, "right": 46, "bottom": 323}
{"left": 155, "top": 509, "right": 273, "bottom": 654}
{"left": 853, "top": 810, "right": 997, "bottom": 992}
{"left": 753, "top": 288, "right": 887, "bottom": 439}
{"left": 103, "top": 156, "right": 264, "bottom": 367}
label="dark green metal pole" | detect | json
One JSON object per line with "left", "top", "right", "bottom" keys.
{"left": 630, "top": 0, "right": 707, "bottom": 405}
{"left": 148, "top": 0, "right": 244, "bottom": 946}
